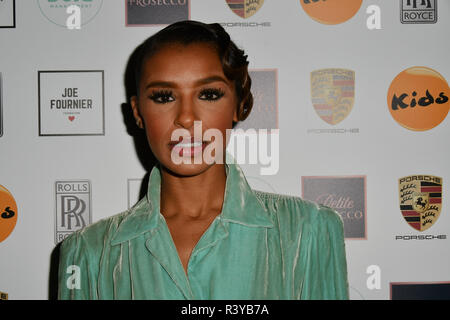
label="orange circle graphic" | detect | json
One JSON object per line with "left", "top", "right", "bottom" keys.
{"left": 387, "top": 67, "right": 450, "bottom": 131}
{"left": 300, "top": 0, "right": 363, "bottom": 25}
{"left": 0, "top": 185, "right": 18, "bottom": 242}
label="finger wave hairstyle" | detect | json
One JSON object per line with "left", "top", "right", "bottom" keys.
{"left": 133, "top": 20, "right": 253, "bottom": 124}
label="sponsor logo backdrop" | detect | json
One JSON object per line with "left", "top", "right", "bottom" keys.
{"left": 0, "top": 0, "right": 449, "bottom": 300}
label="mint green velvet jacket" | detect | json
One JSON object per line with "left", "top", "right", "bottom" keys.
{"left": 58, "top": 160, "right": 348, "bottom": 300}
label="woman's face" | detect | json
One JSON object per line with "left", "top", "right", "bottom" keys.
{"left": 131, "top": 42, "right": 239, "bottom": 176}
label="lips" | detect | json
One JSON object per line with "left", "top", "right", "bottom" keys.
{"left": 175, "top": 141, "right": 203, "bottom": 148}
{"left": 169, "top": 136, "right": 209, "bottom": 157}
{"left": 169, "top": 136, "right": 198, "bottom": 145}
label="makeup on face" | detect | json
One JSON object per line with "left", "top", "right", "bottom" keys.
{"left": 132, "top": 43, "right": 238, "bottom": 174}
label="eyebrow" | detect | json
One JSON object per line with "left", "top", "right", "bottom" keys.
{"left": 144, "top": 76, "right": 229, "bottom": 91}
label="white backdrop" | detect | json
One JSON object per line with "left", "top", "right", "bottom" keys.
{"left": 0, "top": 0, "right": 449, "bottom": 300}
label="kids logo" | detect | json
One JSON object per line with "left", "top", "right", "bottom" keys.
{"left": 398, "top": 175, "right": 442, "bottom": 232}
{"left": 310, "top": 69, "right": 355, "bottom": 125}
{"left": 388, "top": 67, "right": 449, "bottom": 131}
{"left": 0, "top": 185, "right": 18, "bottom": 243}
{"left": 300, "top": 0, "right": 362, "bottom": 25}
{"left": 37, "top": 0, "right": 103, "bottom": 28}
{"left": 226, "top": 0, "right": 264, "bottom": 19}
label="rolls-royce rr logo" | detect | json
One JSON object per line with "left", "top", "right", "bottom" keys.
{"left": 55, "top": 180, "right": 91, "bottom": 243}
{"left": 398, "top": 175, "right": 442, "bottom": 231}
{"left": 400, "top": 0, "right": 437, "bottom": 24}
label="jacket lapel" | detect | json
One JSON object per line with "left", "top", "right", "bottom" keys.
{"left": 144, "top": 221, "right": 194, "bottom": 299}
{"left": 111, "top": 164, "right": 193, "bottom": 299}
{"left": 110, "top": 153, "right": 274, "bottom": 299}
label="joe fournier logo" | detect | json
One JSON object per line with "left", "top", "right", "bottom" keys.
{"left": 398, "top": 175, "right": 442, "bottom": 231}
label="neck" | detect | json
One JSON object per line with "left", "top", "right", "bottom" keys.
{"left": 159, "top": 163, "right": 227, "bottom": 221}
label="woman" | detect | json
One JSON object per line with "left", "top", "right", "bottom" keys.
{"left": 58, "top": 20, "right": 348, "bottom": 300}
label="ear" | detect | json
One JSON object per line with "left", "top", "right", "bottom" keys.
{"left": 233, "top": 101, "right": 241, "bottom": 123}
{"left": 130, "top": 95, "right": 144, "bottom": 129}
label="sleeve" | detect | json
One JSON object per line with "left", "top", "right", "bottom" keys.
{"left": 57, "top": 231, "right": 98, "bottom": 300}
{"left": 302, "top": 205, "right": 349, "bottom": 300}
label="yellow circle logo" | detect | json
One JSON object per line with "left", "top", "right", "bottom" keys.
{"left": 387, "top": 67, "right": 450, "bottom": 131}
{"left": 0, "top": 185, "right": 18, "bottom": 242}
{"left": 300, "top": 0, "right": 363, "bottom": 25}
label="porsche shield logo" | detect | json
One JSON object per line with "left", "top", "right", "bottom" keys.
{"left": 226, "top": 0, "right": 264, "bottom": 19}
{"left": 412, "top": 192, "right": 429, "bottom": 213}
{"left": 399, "top": 175, "right": 443, "bottom": 231}
{"left": 311, "top": 69, "right": 355, "bottom": 125}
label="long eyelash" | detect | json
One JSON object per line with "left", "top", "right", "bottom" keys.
{"left": 200, "top": 88, "right": 225, "bottom": 100}
{"left": 148, "top": 90, "right": 173, "bottom": 103}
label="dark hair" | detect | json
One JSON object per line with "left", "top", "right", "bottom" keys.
{"left": 133, "top": 20, "right": 253, "bottom": 123}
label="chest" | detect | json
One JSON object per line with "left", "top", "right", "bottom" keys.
{"left": 165, "top": 217, "right": 215, "bottom": 273}
{"left": 102, "top": 224, "right": 288, "bottom": 299}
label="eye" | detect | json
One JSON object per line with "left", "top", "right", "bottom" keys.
{"left": 199, "top": 88, "right": 225, "bottom": 101}
{"left": 148, "top": 90, "right": 175, "bottom": 104}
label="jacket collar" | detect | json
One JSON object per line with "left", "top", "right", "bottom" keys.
{"left": 111, "top": 153, "right": 273, "bottom": 245}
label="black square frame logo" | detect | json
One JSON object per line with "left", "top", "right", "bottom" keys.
{"left": 234, "top": 69, "right": 278, "bottom": 131}
{"left": 391, "top": 282, "right": 450, "bottom": 300}
{"left": 400, "top": 0, "right": 437, "bottom": 24}
{"left": 125, "top": 0, "right": 190, "bottom": 26}
{"left": 38, "top": 70, "right": 105, "bottom": 136}
{"left": 0, "top": 72, "right": 3, "bottom": 137}
{"left": 302, "top": 175, "right": 367, "bottom": 239}
{"left": 0, "top": 0, "right": 16, "bottom": 28}
{"left": 55, "top": 180, "right": 92, "bottom": 244}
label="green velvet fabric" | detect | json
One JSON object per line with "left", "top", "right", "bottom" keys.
{"left": 58, "top": 156, "right": 348, "bottom": 300}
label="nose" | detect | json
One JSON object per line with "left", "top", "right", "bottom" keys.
{"left": 174, "top": 94, "right": 197, "bottom": 129}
